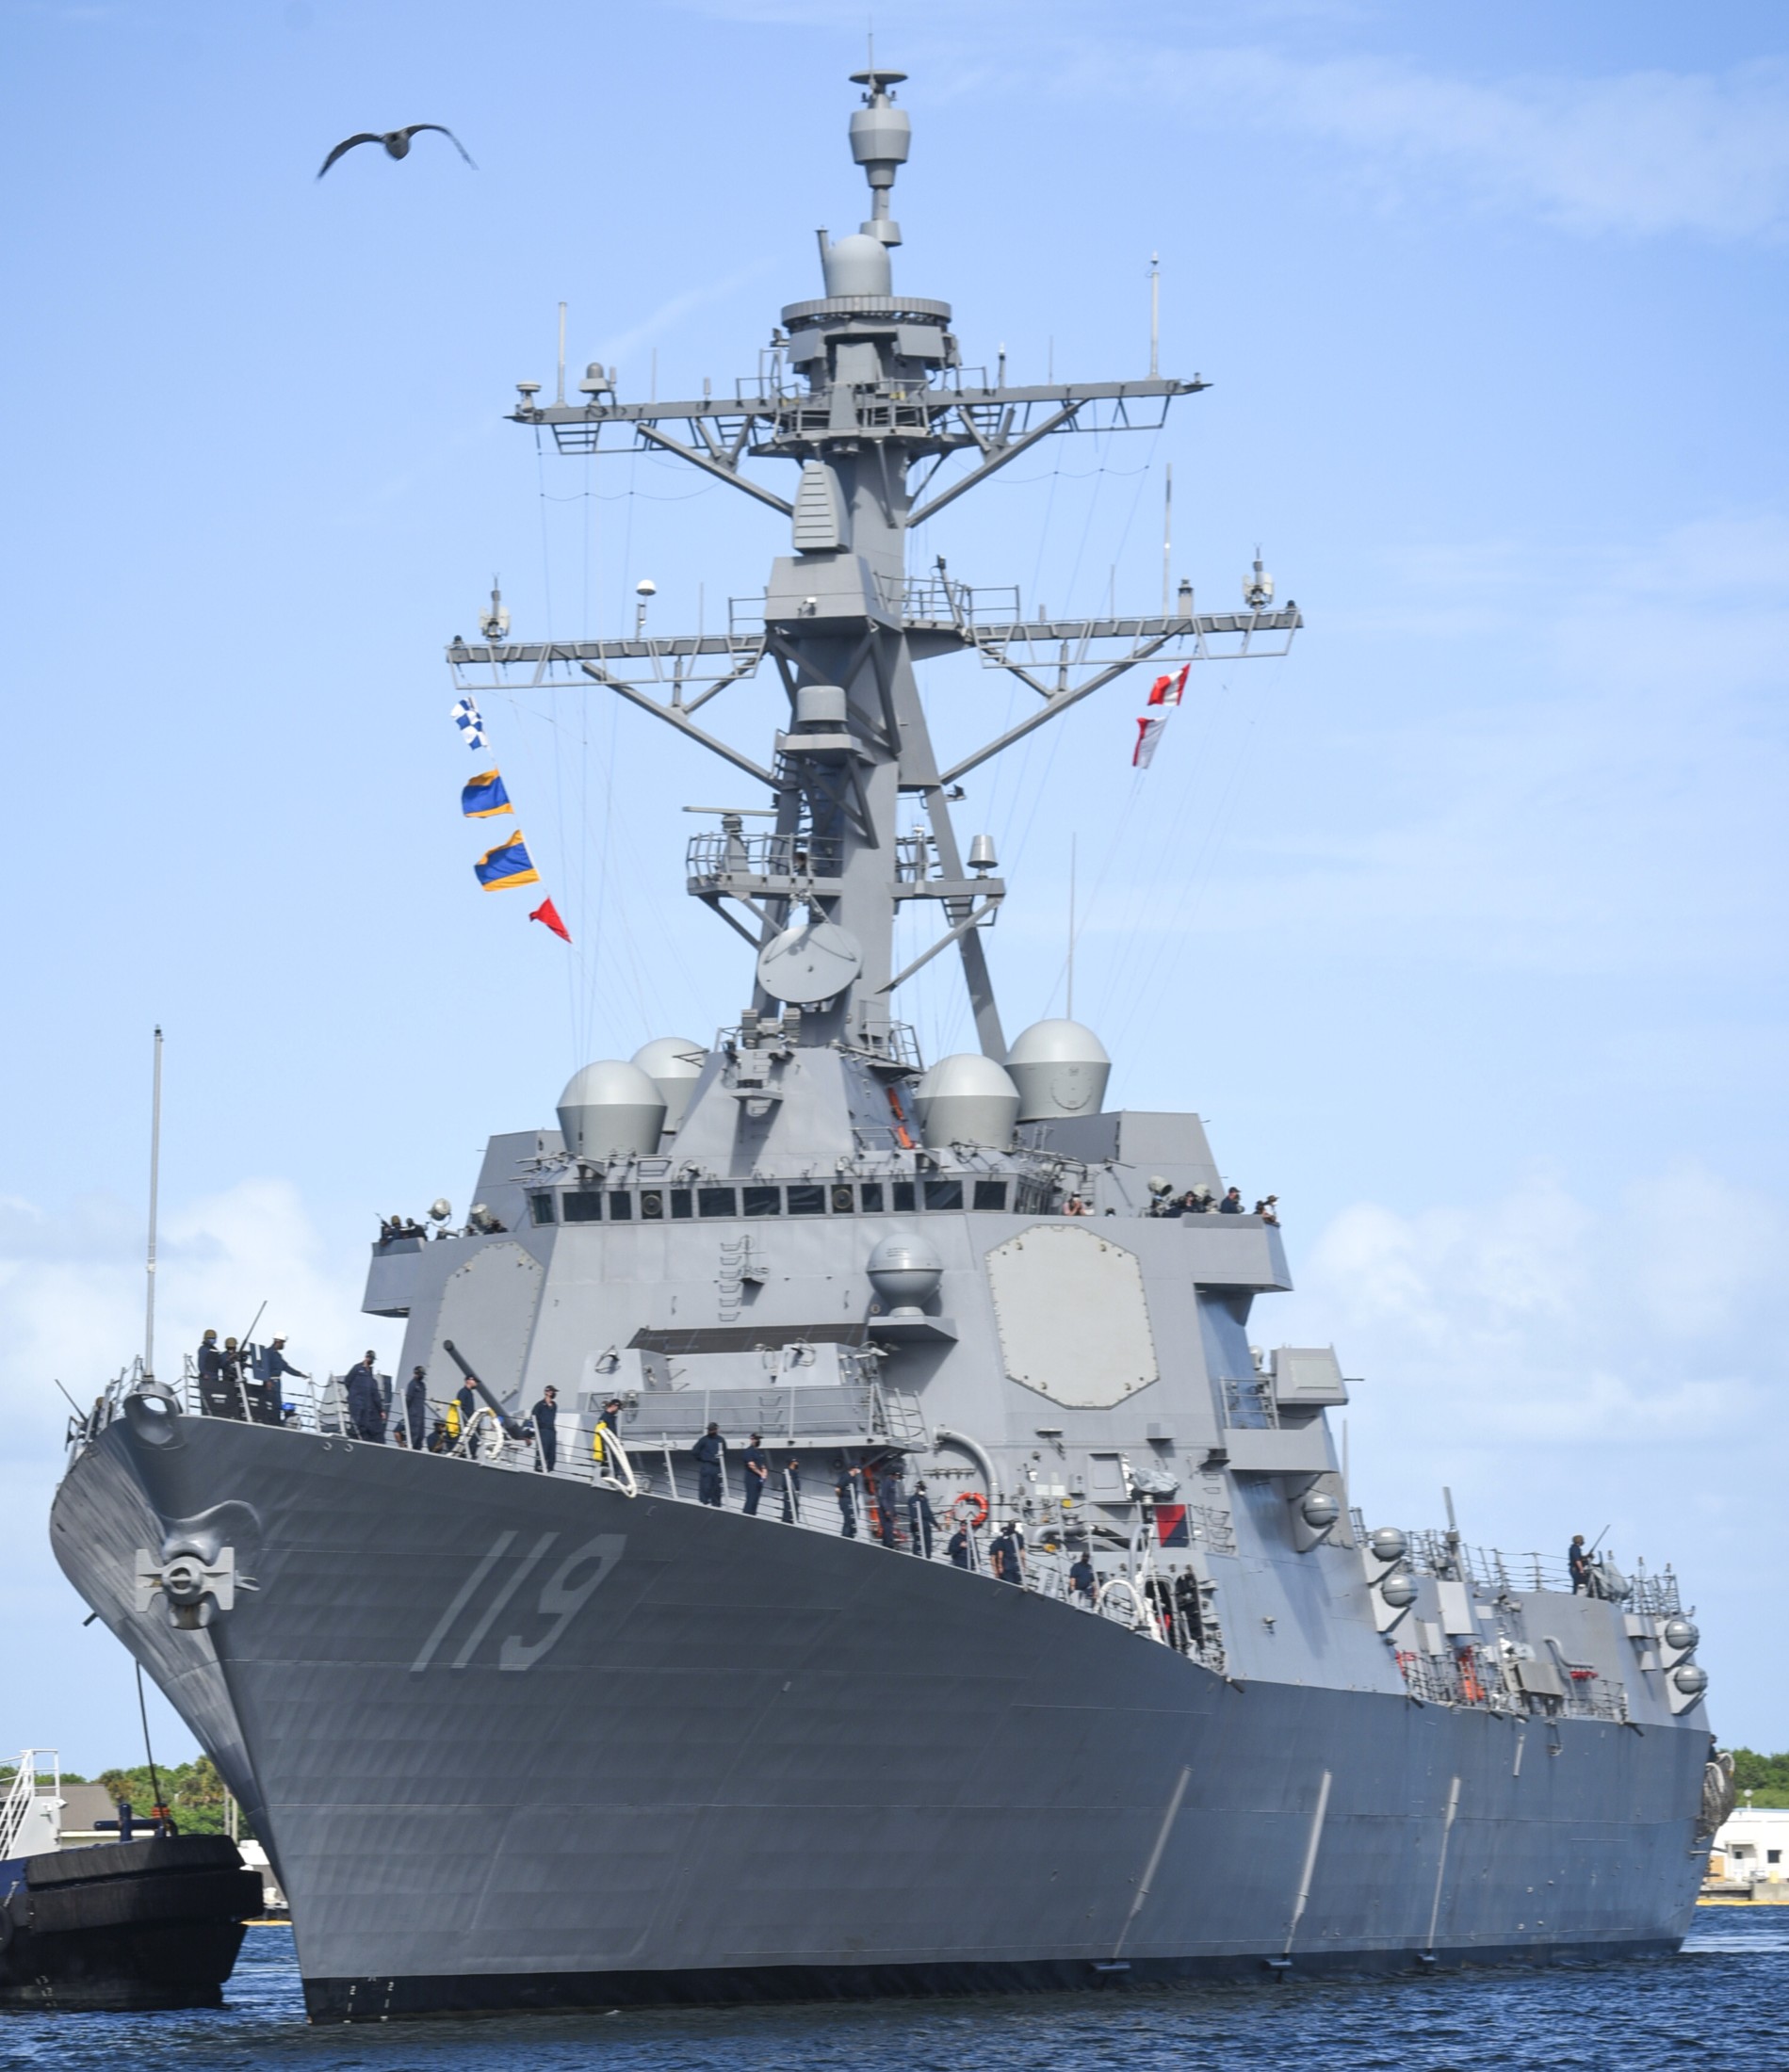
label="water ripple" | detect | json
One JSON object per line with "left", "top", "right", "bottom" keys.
{"left": 1, "top": 1912, "right": 1780, "bottom": 2072}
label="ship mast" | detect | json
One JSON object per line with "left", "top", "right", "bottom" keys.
{"left": 450, "top": 70, "right": 1300, "bottom": 1061}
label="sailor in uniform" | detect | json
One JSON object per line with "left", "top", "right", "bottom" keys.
{"left": 195, "top": 1330, "right": 236, "bottom": 1418}
{"left": 250, "top": 1335, "right": 308, "bottom": 1426}
{"left": 692, "top": 1422, "right": 725, "bottom": 1506}
{"left": 403, "top": 1366, "right": 429, "bottom": 1449}
{"left": 835, "top": 1459, "right": 861, "bottom": 1536}
{"left": 907, "top": 1479, "right": 936, "bottom": 1559}
{"left": 346, "top": 1352, "right": 385, "bottom": 1444}
{"left": 529, "top": 1384, "right": 559, "bottom": 1472}
{"left": 741, "top": 1433, "right": 769, "bottom": 1514}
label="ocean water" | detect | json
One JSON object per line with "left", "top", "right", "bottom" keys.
{"left": 2, "top": 1911, "right": 1782, "bottom": 2072}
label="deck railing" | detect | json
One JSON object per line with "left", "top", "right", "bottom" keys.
{"left": 0, "top": 1749, "right": 60, "bottom": 1861}
{"left": 1391, "top": 1525, "right": 1680, "bottom": 1615}
{"left": 76, "top": 1364, "right": 1228, "bottom": 1673}
{"left": 74, "top": 1368, "right": 1677, "bottom": 1712}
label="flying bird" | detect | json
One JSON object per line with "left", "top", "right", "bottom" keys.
{"left": 317, "top": 124, "right": 476, "bottom": 181}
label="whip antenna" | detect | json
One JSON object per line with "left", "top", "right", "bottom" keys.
{"left": 144, "top": 1027, "right": 163, "bottom": 1381}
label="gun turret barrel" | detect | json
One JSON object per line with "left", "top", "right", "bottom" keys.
{"left": 440, "top": 1339, "right": 528, "bottom": 1440}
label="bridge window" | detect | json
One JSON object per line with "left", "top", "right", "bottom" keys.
{"left": 923, "top": 1179, "right": 964, "bottom": 1211}
{"left": 892, "top": 1181, "right": 916, "bottom": 1211}
{"left": 697, "top": 1187, "right": 737, "bottom": 1219}
{"left": 561, "top": 1191, "right": 603, "bottom": 1222}
{"left": 787, "top": 1184, "right": 826, "bottom": 1216}
{"left": 972, "top": 1180, "right": 1008, "bottom": 1211}
{"left": 529, "top": 1192, "right": 557, "bottom": 1226}
{"left": 608, "top": 1191, "right": 633, "bottom": 1222}
{"left": 859, "top": 1181, "right": 885, "bottom": 1212}
{"left": 670, "top": 1189, "right": 693, "bottom": 1220}
{"left": 743, "top": 1186, "right": 781, "bottom": 1218}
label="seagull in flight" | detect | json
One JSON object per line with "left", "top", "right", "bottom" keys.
{"left": 317, "top": 124, "right": 476, "bottom": 181}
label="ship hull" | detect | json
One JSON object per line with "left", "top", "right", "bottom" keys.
{"left": 50, "top": 1416, "right": 1706, "bottom": 2024}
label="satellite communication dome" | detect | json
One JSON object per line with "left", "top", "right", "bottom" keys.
{"left": 913, "top": 1052, "right": 1020, "bottom": 1150}
{"left": 866, "top": 1229, "right": 943, "bottom": 1316}
{"left": 630, "top": 1037, "right": 706, "bottom": 1131}
{"left": 1005, "top": 1018, "right": 1112, "bottom": 1122}
{"left": 556, "top": 1060, "right": 666, "bottom": 1159}
{"left": 822, "top": 232, "right": 892, "bottom": 298}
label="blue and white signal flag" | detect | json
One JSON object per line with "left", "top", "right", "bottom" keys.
{"left": 450, "top": 696, "right": 488, "bottom": 751}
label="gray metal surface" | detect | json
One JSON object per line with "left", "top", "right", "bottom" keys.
{"left": 54, "top": 1415, "right": 1706, "bottom": 2021}
{"left": 47, "top": 65, "right": 1716, "bottom": 2023}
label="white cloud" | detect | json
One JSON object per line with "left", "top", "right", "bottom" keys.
{"left": 0, "top": 1179, "right": 392, "bottom": 1450}
{"left": 1268, "top": 1160, "right": 1789, "bottom": 1744}
{"left": 1088, "top": 45, "right": 1789, "bottom": 243}
{"left": 592, "top": 265, "right": 775, "bottom": 377}
{"left": 1074, "top": 510, "right": 1789, "bottom": 1045}
{"left": 1277, "top": 1159, "right": 1784, "bottom": 1468}
{"left": 683, "top": 4, "right": 1789, "bottom": 245}
{"left": 0, "top": 1179, "right": 395, "bottom": 1764}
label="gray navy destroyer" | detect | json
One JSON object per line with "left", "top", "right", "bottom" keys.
{"left": 51, "top": 69, "right": 1730, "bottom": 2023}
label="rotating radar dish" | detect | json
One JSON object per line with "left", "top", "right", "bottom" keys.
{"left": 756, "top": 920, "right": 863, "bottom": 1005}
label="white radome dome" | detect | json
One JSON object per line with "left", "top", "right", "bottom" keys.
{"left": 913, "top": 1052, "right": 1020, "bottom": 1150}
{"left": 630, "top": 1037, "right": 706, "bottom": 1131}
{"left": 556, "top": 1059, "right": 666, "bottom": 1159}
{"left": 1006, "top": 1018, "right": 1112, "bottom": 1122}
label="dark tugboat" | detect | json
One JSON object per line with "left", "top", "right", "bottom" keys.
{"left": 1, "top": 1751, "right": 263, "bottom": 2012}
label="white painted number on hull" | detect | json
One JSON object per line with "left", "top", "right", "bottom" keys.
{"left": 411, "top": 1531, "right": 626, "bottom": 1673}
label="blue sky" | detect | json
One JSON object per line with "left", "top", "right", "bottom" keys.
{"left": 3, "top": 0, "right": 1784, "bottom": 1768}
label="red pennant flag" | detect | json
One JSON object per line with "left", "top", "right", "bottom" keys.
{"left": 529, "top": 897, "right": 572, "bottom": 943}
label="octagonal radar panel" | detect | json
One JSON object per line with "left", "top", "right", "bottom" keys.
{"left": 756, "top": 919, "right": 863, "bottom": 1006}
{"left": 986, "top": 1224, "right": 1159, "bottom": 1409}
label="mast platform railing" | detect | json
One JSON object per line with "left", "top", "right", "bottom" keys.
{"left": 686, "top": 831, "right": 843, "bottom": 889}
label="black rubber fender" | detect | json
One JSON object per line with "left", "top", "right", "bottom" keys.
{"left": 21, "top": 1868, "right": 263, "bottom": 1936}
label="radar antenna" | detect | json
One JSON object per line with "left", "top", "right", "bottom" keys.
{"left": 450, "top": 71, "right": 1301, "bottom": 1063}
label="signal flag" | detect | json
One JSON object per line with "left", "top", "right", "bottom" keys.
{"left": 529, "top": 897, "right": 572, "bottom": 943}
{"left": 473, "top": 830, "right": 541, "bottom": 890}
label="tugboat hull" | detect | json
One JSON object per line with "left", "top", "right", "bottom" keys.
{"left": 0, "top": 1836, "right": 262, "bottom": 2012}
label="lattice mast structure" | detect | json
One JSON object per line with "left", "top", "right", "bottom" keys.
{"left": 451, "top": 69, "right": 1300, "bottom": 1059}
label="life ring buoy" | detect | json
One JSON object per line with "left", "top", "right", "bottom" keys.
{"left": 951, "top": 1490, "right": 989, "bottom": 1529}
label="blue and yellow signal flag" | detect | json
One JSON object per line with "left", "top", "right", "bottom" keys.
{"left": 474, "top": 830, "right": 541, "bottom": 891}
{"left": 461, "top": 769, "right": 513, "bottom": 819}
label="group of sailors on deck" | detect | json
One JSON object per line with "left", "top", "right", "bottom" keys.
{"left": 186, "top": 1335, "right": 1211, "bottom": 1643}
{"left": 194, "top": 1328, "right": 308, "bottom": 1424}
{"left": 1145, "top": 1185, "right": 1279, "bottom": 1222}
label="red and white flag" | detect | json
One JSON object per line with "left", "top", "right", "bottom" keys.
{"left": 1132, "top": 712, "right": 1169, "bottom": 769}
{"left": 1147, "top": 663, "right": 1190, "bottom": 708}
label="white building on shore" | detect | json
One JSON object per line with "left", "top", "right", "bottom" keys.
{"left": 1710, "top": 1805, "right": 1789, "bottom": 1888}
